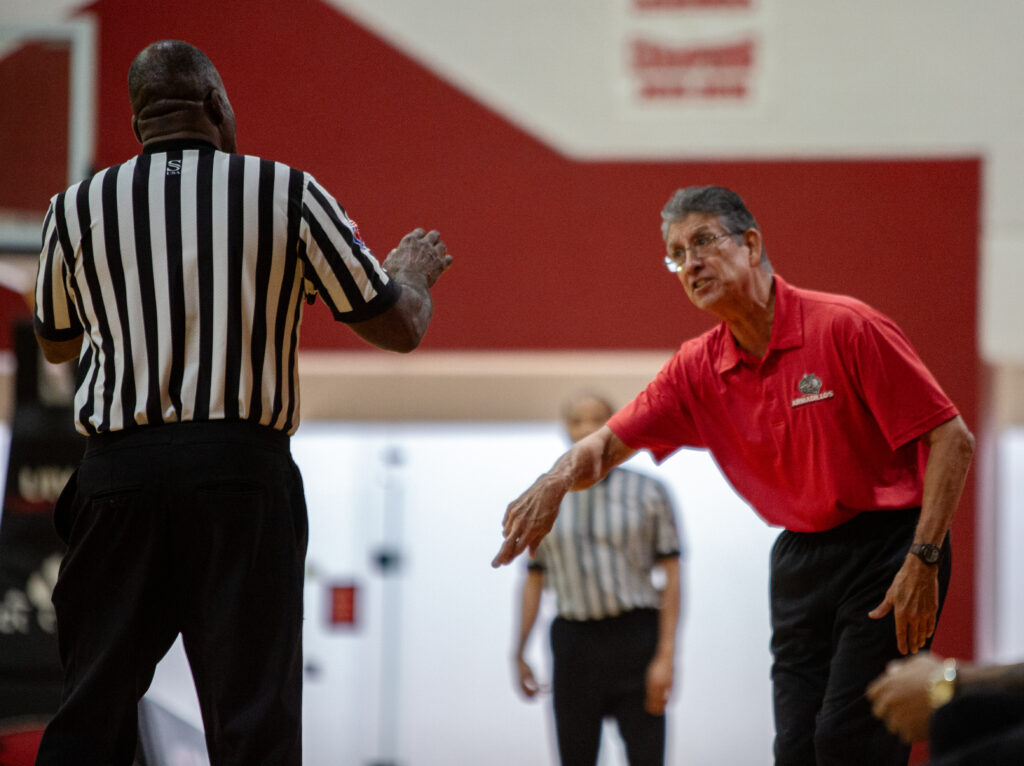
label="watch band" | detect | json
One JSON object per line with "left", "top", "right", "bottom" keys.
{"left": 909, "top": 542, "right": 942, "bottom": 565}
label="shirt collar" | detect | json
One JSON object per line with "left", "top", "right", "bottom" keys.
{"left": 142, "top": 138, "right": 218, "bottom": 154}
{"left": 714, "top": 274, "right": 804, "bottom": 373}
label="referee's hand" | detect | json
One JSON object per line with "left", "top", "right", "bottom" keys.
{"left": 384, "top": 228, "right": 452, "bottom": 288}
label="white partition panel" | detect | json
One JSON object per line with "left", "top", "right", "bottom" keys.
{"left": 293, "top": 421, "right": 777, "bottom": 766}
{"left": 989, "top": 427, "right": 1024, "bottom": 664}
{"left": 144, "top": 420, "right": 777, "bottom": 765}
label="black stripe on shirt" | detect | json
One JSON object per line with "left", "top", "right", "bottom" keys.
{"left": 101, "top": 164, "right": 138, "bottom": 426}
{"left": 131, "top": 154, "right": 163, "bottom": 426}
{"left": 223, "top": 153, "right": 245, "bottom": 419}
{"left": 75, "top": 177, "right": 118, "bottom": 433}
{"left": 270, "top": 168, "right": 305, "bottom": 427}
{"left": 246, "top": 158, "right": 276, "bottom": 423}
{"left": 165, "top": 150, "right": 186, "bottom": 420}
{"left": 193, "top": 149, "right": 215, "bottom": 421}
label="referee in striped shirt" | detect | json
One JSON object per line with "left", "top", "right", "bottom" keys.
{"left": 513, "top": 392, "right": 682, "bottom": 766}
{"left": 32, "top": 40, "right": 451, "bottom": 766}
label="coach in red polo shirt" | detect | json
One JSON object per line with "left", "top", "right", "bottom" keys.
{"left": 493, "top": 186, "right": 975, "bottom": 766}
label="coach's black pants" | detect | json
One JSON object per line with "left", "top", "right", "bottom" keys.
{"left": 551, "top": 608, "right": 665, "bottom": 766}
{"left": 770, "top": 509, "right": 951, "bottom": 766}
{"left": 35, "top": 421, "right": 308, "bottom": 766}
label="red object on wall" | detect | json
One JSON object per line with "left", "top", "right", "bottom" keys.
{"left": 66, "top": 0, "right": 978, "bottom": 668}
{"left": 328, "top": 584, "right": 358, "bottom": 628}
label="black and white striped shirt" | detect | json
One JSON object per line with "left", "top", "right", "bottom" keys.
{"left": 529, "top": 467, "right": 682, "bottom": 621}
{"left": 34, "top": 139, "right": 398, "bottom": 436}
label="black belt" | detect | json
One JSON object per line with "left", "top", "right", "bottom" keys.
{"left": 85, "top": 420, "right": 290, "bottom": 457}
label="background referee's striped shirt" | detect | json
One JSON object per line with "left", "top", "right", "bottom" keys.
{"left": 529, "top": 467, "right": 682, "bottom": 621}
{"left": 34, "top": 139, "right": 398, "bottom": 436}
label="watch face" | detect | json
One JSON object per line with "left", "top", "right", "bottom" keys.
{"left": 929, "top": 677, "right": 956, "bottom": 708}
{"left": 915, "top": 544, "right": 941, "bottom": 564}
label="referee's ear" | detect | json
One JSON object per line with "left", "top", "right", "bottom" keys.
{"left": 204, "top": 89, "right": 224, "bottom": 125}
{"left": 131, "top": 114, "right": 143, "bottom": 145}
{"left": 204, "top": 89, "right": 237, "bottom": 153}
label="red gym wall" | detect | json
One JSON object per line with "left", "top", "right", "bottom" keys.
{"left": 5, "top": 0, "right": 980, "bottom": 661}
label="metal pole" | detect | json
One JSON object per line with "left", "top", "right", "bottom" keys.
{"left": 370, "top": 445, "right": 404, "bottom": 766}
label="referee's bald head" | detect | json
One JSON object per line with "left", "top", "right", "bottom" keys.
{"left": 128, "top": 40, "right": 236, "bottom": 152}
{"left": 128, "top": 40, "right": 224, "bottom": 119}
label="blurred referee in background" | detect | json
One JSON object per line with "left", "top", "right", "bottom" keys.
{"left": 31, "top": 39, "right": 451, "bottom": 766}
{"left": 512, "top": 392, "right": 682, "bottom": 766}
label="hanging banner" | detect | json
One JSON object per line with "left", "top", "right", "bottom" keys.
{"left": 616, "top": 0, "right": 765, "bottom": 108}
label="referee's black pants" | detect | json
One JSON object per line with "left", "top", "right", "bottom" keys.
{"left": 770, "top": 508, "right": 951, "bottom": 766}
{"left": 551, "top": 608, "right": 665, "bottom": 766}
{"left": 35, "top": 421, "right": 308, "bottom": 766}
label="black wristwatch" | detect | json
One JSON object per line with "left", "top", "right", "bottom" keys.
{"left": 909, "top": 542, "right": 942, "bottom": 565}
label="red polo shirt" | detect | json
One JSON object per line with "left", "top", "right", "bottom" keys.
{"left": 607, "top": 276, "right": 959, "bottom": 532}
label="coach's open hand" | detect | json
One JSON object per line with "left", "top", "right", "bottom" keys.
{"left": 491, "top": 473, "right": 570, "bottom": 567}
{"left": 493, "top": 426, "right": 636, "bottom": 567}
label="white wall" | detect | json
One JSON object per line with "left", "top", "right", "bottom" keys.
{"left": 146, "top": 421, "right": 778, "bottom": 766}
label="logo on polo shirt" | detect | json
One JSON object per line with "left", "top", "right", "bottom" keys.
{"left": 792, "top": 373, "right": 834, "bottom": 407}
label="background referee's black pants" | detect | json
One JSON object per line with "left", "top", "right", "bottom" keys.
{"left": 35, "top": 422, "right": 308, "bottom": 766}
{"left": 551, "top": 609, "right": 666, "bottom": 766}
{"left": 770, "top": 509, "right": 951, "bottom": 766}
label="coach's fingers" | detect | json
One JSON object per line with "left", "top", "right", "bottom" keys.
{"left": 894, "top": 614, "right": 911, "bottom": 655}
{"left": 492, "top": 533, "right": 526, "bottom": 567}
{"left": 868, "top": 596, "right": 893, "bottom": 621}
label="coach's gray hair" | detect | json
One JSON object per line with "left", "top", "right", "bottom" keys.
{"left": 661, "top": 186, "right": 770, "bottom": 267}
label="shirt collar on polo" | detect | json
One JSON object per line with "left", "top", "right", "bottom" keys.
{"left": 142, "top": 138, "right": 218, "bottom": 154}
{"left": 715, "top": 274, "right": 805, "bottom": 373}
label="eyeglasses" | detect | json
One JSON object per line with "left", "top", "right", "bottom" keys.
{"left": 663, "top": 231, "right": 739, "bottom": 273}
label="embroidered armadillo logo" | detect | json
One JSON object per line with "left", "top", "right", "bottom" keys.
{"left": 797, "top": 374, "right": 822, "bottom": 395}
{"left": 792, "top": 373, "right": 834, "bottom": 408}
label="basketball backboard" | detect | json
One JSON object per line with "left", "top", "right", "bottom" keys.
{"left": 0, "top": 19, "right": 95, "bottom": 255}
